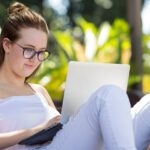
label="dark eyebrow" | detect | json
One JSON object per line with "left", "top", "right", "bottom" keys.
{"left": 23, "top": 44, "right": 47, "bottom": 50}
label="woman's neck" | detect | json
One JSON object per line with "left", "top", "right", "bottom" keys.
{"left": 0, "top": 65, "right": 25, "bottom": 87}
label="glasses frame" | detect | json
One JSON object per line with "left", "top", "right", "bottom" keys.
{"left": 14, "top": 42, "right": 50, "bottom": 62}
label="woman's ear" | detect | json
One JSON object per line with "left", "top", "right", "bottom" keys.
{"left": 2, "top": 38, "right": 12, "bottom": 54}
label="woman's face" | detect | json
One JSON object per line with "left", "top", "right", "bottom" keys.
{"left": 3, "top": 28, "right": 48, "bottom": 79}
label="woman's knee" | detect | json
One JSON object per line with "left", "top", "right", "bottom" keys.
{"left": 82, "top": 84, "right": 130, "bottom": 116}
{"left": 93, "top": 84, "right": 130, "bottom": 108}
{"left": 96, "top": 84, "right": 126, "bottom": 98}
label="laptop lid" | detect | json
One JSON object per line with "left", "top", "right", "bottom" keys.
{"left": 61, "top": 61, "right": 130, "bottom": 124}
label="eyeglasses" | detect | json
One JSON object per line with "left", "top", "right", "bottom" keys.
{"left": 14, "top": 42, "right": 50, "bottom": 62}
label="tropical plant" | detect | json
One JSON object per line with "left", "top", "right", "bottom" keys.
{"left": 30, "top": 18, "right": 131, "bottom": 102}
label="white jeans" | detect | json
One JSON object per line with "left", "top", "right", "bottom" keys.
{"left": 45, "top": 85, "right": 136, "bottom": 150}
{"left": 132, "top": 94, "right": 150, "bottom": 150}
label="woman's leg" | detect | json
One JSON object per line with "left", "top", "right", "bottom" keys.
{"left": 47, "top": 85, "right": 136, "bottom": 150}
{"left": 131, "top": 94, "right": 150, "bottom": 150}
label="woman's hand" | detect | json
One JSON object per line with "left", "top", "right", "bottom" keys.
{"left": 32, "top": 115, "right": 61, "bottom": 134}
{"left": 0, "top": 115, "right": 62, "bottom": 149}
{"left": 42, "top": 115, "right": 62, "bottom": 129}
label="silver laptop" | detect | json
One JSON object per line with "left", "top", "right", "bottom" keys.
{"left": 61, "top": 61, "right": 130, "bottom": 124}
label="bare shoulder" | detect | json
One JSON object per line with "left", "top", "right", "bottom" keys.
{"left": 29, "top": 83, "right": 56, "bottom": 108}
{"left": 29, "top": 83, "right": 47, "bottom": 95}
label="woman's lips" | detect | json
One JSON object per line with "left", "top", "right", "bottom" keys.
{"left": 24, "top": 64, "right": 35, "bottom": 69}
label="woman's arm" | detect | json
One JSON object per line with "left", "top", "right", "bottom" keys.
{"left": 0, "top": 115, "right": 61, "bottom": 149}
{"left": 0, "top": 125, "right": 41, "bottom": 149}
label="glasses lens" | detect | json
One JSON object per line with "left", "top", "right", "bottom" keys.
{"left": 23, "top": 48, "right": 35, "bottom": 59}
{"left": 38, "top": 51, "right": 50, "bottom": 61}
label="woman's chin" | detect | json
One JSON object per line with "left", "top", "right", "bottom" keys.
{"left": 24, "top": 71, "right": 35, "bottom": 78}
{"left": 23, "top": 67, "right": 39, "bottom": 78}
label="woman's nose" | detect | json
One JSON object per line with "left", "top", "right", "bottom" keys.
{"left": 29, "top": 54, "right": 38, "bottom": 62}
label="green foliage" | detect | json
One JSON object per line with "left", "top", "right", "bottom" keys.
{"left": 30, "top": 18, "right": 132, "bottom": 101}
{"left": 67, "top": 0, "right": 128, "bottom": 27}
{"left": 143, "top": 34, "right": 150, "bottom": 74}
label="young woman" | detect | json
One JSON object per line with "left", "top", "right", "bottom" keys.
{"left": 0, "top": 2, "right": 136, "bottom": 150}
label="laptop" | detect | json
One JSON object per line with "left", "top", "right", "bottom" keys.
{"left": 61, "top": 61, "right": 130, "bottom": 124}
{"left": 19, "top": 61, "right": 130, "bottom": 145}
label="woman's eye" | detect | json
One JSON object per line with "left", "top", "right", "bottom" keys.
{"left": 24, "top": 48, "right": 35, "bottom": 53}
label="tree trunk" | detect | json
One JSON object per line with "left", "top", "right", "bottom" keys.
{"left": 127, "top": 0, "right": 143, "bottom": 105}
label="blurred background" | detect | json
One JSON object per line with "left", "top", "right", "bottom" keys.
{"left": 0, "top": 0, "right": 150, "bottom": 109}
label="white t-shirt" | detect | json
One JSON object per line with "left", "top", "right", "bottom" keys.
{"left": 0, "top": 92, "right": 60, "bottom": 150}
